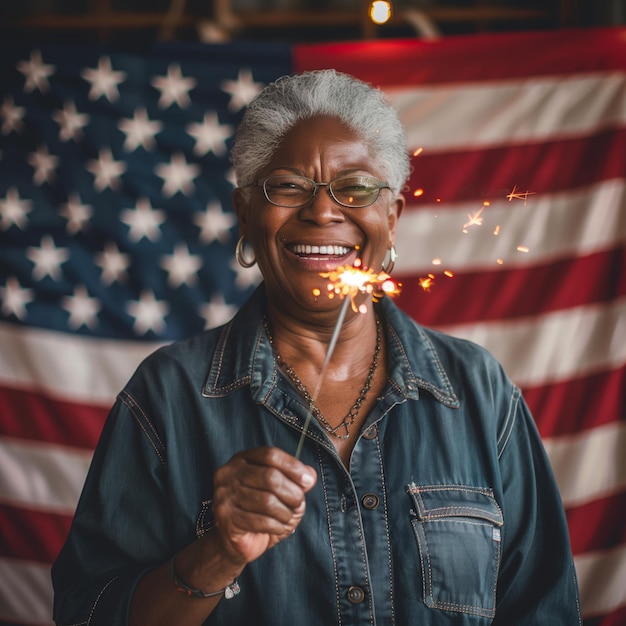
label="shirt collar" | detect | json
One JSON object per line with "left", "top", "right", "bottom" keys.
{"left": 203, "top": 285, "right": 459, "bottom": 409}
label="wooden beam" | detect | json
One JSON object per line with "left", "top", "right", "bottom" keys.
{"left": 7, "top": 5, "right": 555, "bottom": 33}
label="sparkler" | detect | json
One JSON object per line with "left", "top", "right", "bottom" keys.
{"left": 293, "top": 262, "right": 400, "bottom": 459}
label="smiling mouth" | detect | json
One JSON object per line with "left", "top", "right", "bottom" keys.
{"left": 290, "top": 244, "right": 352, "bottom": 257}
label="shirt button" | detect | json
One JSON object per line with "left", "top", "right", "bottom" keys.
{"left": 346, "top": 585, "right": 366, "bottom": 604}
{"left": 362, "top": 424, "right": 378, "bottom": 439}
{"left": 361, "top": 493, "right": 380, "bottom": 510}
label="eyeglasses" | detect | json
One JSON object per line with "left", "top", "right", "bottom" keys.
{"left": 253, "top": 174, "right": 391, "bottom": 209}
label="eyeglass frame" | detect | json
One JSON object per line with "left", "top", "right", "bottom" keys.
{"left": 250, "top": 174, "right": 392, "bottom": 209}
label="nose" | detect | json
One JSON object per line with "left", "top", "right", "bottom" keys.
{"left": 299, "top": 184, "right": 345, "bottom": 224}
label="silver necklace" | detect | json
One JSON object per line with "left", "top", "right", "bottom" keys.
{"left": 266, "top": 318, "right": 382, "bottom": 439}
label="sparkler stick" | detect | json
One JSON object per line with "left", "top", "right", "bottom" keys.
{"left": 293, "top": 261, "right": 401, "bottom": 460}
{"left": 294, "top": 294, "right": 350, "bottom": 460}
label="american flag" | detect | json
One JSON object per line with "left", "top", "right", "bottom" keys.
{"left": 1, "top": 28, "right": 625, "bottom": 625}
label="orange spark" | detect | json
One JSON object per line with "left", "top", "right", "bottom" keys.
{"left": 463, "top": 206, "right": 485, "bottom": 229}
{"left": 418, "top": 274, "right": 435, "bottom": 292}
{"left": 444, "top": 270, "right": 454, "bottom": 278}
{"left": 516, "top": 245, "right": 530, "bottom": 253}
{"left": 493, "top": 225, "right": 500, "bottom": 236}
{"left": 413, "top": 147, "right": 424, "bottom": 157}
{"left": 413, "top": 188, "right": 424, "bottom": 197}
{"left": 507, "top": 185, "right": 536, "bottom": 204}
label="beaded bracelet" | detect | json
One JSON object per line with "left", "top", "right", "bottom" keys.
{"left": 168, "top": 555, "right": 241, "bottom": 600}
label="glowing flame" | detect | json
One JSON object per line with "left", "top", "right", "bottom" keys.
{"left": 317, "top": 264, "right": 401, "bottom": 312}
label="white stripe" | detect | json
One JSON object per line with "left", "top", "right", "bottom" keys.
{"left": 437, "top": 296, "right": 626, "bottom": 388}
{"left": 575, "top": 544, "right": 626, "bottom": 618}
{"left": 395, "top": 177, "right": 626, "bottom": 274}
{"left": 0, "top": 321, "right": 164, "bottom": 405}
{"left": 544, "top": 422, "right": 626, "bottom": 508}
{"left": 0, "top": 558, "right": 53, "bottom": 625}
{"left": 0, "top": 437, "right": 91, "bottom": 514}
{"left": 386, "top": 72, "right": 626, "bottom": 151}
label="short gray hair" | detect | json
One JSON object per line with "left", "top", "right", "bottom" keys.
{"left": 231, "top": 69, "right": 410, "bottom": 196}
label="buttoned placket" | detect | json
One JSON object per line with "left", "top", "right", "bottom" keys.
{"left": 264, "top": 356, "right": 409, "bottom": 626}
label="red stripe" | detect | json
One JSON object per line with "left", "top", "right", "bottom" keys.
{"left": 566, "top": 493, "right": 626, "bottom": 556}
{"left": 523, "top": 366, "right": 626, "bottom": 439}
{"left": 406, "top": 127, "right": 626, "bottom": 204}
{"left": 0, "top": 503, "right": 71, "bottom": 563}
{"left": 395, "top": 247, "right": 626, "bottom": 327}
{"left": 0, "top": 385, "right": 108, "bottom": 449}
{"left": 294, "top": 28, "right": 626, "bottom": 85}
{"left": 583, "top": 605, "right": 626, "bottom": 626}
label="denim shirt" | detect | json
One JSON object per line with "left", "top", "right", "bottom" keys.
{"left": 52, "top": 287, "right": 581, "bottom": 625}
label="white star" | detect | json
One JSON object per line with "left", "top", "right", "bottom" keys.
{"left": 194, "top": 201, "right": 236, "bottom": 244}
{"left": 199, "top": 294, "right": 237, "bottom": 329}
{"left": 87, "top": 148, "right": 126, "bottom": 191}
{"left": 82, "top": 56, "right": 127, "bottom": 102}
{"left": 151, "top": 64, "right": 196, "bottom": 109}
{"left": 95, "top": 241, "right": 131, "bottom": 285}
{"left": 62, "top": 285, "right": 101, "bottom": 330}
{"left": 27, "top": 144, "right": 59, "bottom": 185}
{"left": 1, "top": 96, "right": 26, "bottom": 135}
{"left": 160, "top": 243, "right": 203, "bottom": 287}
{"left": 229, "top": 257, "right": 262, "bottom": 290}
{"left": 155, "top": 153, "right": 200, "bottom": 197}
{"left": 221, "top": 69, "right": 263, "bottom": 112}
{"left": 120, "top": 197, "right": 166, "bottom": 242}
{"left": 187, "top": 112, "right": 233, "bottom": 157}
{"left": 26, "top": 235, "right": 70, "bottom": 281}
{"left": 60, "top": 192, "right": 93, "bottom": 234}
{"left": 17, "top": 50, "right": 56, "bottom": 94}
{"left": 0, "top": 187, "right": 32, "bottom": 230}
{"left": 52, "top": 101, "right": 89, "bottom": 142}
{"left": 118, "top": 107, "right": 162, "bottom": 152}
{"left": 0, "top": 277, "right": 34, "bottom": 320}
{"left": 126, "top": 290, "right": 169, "bottom": 336}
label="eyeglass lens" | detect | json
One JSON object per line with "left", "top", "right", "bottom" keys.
{"left": 263, "top": 175, "right": 385, "bottom": 208}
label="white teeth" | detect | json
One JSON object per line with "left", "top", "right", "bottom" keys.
{"left": 292, "top": 244, "right": 350, "bottom": 256}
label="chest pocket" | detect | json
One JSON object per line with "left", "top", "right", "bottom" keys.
{"left": 406, "top": 483, "right": 503, "bottom": 620}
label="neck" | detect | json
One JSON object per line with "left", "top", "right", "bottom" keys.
{"left": 266, "top": 298, "right": 378, "bottom": 376}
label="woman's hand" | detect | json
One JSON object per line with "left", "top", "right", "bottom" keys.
{"left": 212, "top": 447, "right": 317, "bottom": 566}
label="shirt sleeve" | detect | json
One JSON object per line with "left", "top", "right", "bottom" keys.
{"left": 494, "top": 387, "right": 582, "bottom": 624}
{"left": 51, "top": 389, "right": 171, "bottom": 626}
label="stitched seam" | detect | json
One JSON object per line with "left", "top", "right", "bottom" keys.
{"left": 196, "top": 499, "right": 214, "bottom": 537}
{"left": 412, "top": 519, "right": 433, "bottom": 606}
{"left": 87, "top": 576, "right": 118, "bottom": 625}
{"left": 119, "top": 392, "right": 166, "bottom": 466}
{"left": 318, "top": 446, "right": 342, "bottom": 626}
{"left": 497, "top": 386, "right": 520, "bottom": 458}
{"left": 375, "top": 433, "right": 395, "bottom": 626}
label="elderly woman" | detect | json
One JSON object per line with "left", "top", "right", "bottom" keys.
{"left": 52, "top": 70, "right": 580, "bottom": 625}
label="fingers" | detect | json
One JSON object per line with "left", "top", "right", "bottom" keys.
{"left": 213, "top": 447, "right": 317, "bottom": 541}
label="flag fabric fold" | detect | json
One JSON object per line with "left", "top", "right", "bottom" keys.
{"left": 1, "top": 27, "right": 625, "bottom": 625}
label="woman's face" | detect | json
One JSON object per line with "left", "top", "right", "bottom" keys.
{"left": 234, "top": 115, "right": 404, "bottom": 317}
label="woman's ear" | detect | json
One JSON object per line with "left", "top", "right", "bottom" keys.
{"left": 232, "top": 187, "right": 250, "bottom": 239}
{"left": 388, "top": 193, "right": 405, "bottom": 244}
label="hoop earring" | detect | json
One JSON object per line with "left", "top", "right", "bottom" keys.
{"left": 381, "top": 245, "right": 397, "bottom": 274}
{"left": 236, "top": 236, "right": 257, "bottom": 268}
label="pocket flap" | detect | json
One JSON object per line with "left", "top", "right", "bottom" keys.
{"left": 407, "top": 483, "right": 503, "bottom": 526}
